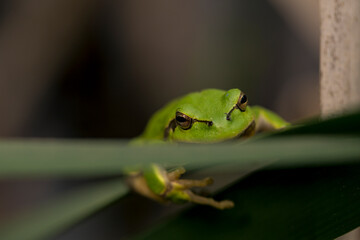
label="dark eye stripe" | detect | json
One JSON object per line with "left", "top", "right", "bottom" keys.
{"left": 172, "top": 111, "right": 214, "bottom": 133}
{"left": 227, "top": 93, "right": 248, "bottom": 120}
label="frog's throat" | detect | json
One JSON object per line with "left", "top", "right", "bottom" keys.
{"left": 234, "top": 120, "right": 256, "bottom": 139}
{"left": 164, "top": 119, "right": 177, "bottom": 140}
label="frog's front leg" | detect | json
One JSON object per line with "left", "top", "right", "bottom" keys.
{"left": 128, "top": 164, "right": 234, "bottom": 210}
{"left": 251, "top": 106, "right": 289, "bottom": 132}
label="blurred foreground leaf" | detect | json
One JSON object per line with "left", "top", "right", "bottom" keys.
{"left": 0, "top": 136, "right": 359, "bottom": 177}
{"left": 0, "top": 179, "right": 128, "bottom": 240}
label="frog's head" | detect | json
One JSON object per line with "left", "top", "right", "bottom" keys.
{"left": 166, "top": 89, "right": 255, "bottom": 143}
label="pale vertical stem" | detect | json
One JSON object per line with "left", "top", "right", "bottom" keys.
{"left": 320, "top": 2, "right": 360, "bottom": 240}
{"left": 337, "top": 228, "right": 360, "bottom": 240}
{"left": 320, "top": 0, "right": 360, "bottom": 117}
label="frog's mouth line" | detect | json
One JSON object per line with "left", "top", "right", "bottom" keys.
{"left": 171, "top": 120, "right": 256, "bottom": 143}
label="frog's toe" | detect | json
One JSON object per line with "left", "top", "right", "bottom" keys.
{"left": 186, "top": 191, "right": 235, "bottom": 210}
{"left": 168, "top": 167, "right": 186, "bottom": 180}
{"left": 203, "top": 177, "right": 214, "bottom": 185}
{"left": 218, "top": 200, "right": 235, "bottom": 209}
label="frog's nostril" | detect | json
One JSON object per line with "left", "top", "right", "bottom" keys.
{"left": 207, "top": 121, "right": 213, "bottom": 126}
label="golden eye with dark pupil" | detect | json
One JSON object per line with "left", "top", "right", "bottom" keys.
{"left": 176, "top": 116, "right": 186, "bottom": 122}
{"left": 237, "top": 93, "right": 248, "bottom": 112}
{"left": 175, "top": 112, "right": 192, "bottom": 129}
{"left": 240, "top": 94, "right": 247, "bottom": 104}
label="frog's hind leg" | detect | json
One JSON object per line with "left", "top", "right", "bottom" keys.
{"left": 185, "top": 190, "right": 234, "bottom": 210}
{"left": 172, "top": 176, "right": 233, "bottom": 210}
{"left": 251, "top": 106, "right": 289, "bottom": 132}
{"left": 166, "top": 167, "right": 234, "bottom": 210}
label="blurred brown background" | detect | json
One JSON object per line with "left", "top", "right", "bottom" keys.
{"left": 0, "top": 0, "right": 320, "bottom": 239}
{"left": 0, "top": 0, "right": 319, "bottom": 139}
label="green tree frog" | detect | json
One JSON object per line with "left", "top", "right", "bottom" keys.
{"left": 128, "top": 89, "right": 289, "bottom": 209}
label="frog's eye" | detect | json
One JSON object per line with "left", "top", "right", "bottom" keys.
{"left": 176, "top": 112, "right": 193, "bottom": 130}
{"left": 237, "top": 93, "right": 248, "bottom": 112}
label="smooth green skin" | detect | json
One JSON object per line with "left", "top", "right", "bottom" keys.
{"left": 132, "top": 89, "right": 289, "bottom": 204}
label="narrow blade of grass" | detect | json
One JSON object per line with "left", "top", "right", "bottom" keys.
{"left": 0, "top": 136, "right": 359, "bottom": 177}
{"left": 0, "top": 179, "right": 128, "bottom": 240}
